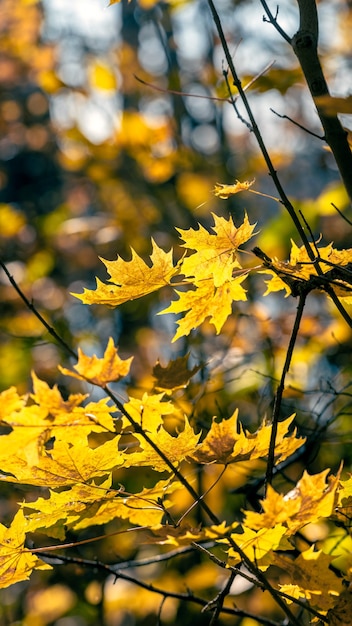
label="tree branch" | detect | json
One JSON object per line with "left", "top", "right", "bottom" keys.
{"left": 292, "top": 0, "right": 352, "bottom": 205}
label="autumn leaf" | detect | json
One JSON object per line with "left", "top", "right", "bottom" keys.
{"left": 191, "top": 412, "right": 305, "bottom": 465}
{"left": 0, "top": 510, "right": 50, "bottom": 589}
{"left": 124, "top": 415, "right": 201, "bottom": 472}
{"left": 153, "top": 354, "right": 201, "bottom": 392}
{"left": 59, "top": 337, "right": 133, "bottom": 386}
{"left": 72, "top": 239, "right": 178, "bottom": 307}
{"left": 122, "top": 392, "right": 176, "bottom": 433}
{"left": 226, "top": 524, "right": 288, "bottom": 570}
{"left": 0, "top": 436, "right": 123, "bottom": 487}
{"left": 161, "top": 279, "right": 248, "bottom": 342}
{"left": 315, "top": 94, "right": 352, "bottom": 115}
{"left": 276, "top": 547, "right": 343, "bottom": 611}
{"left": 260, "top": 241, "right": 352, "bottom": 301}
{"left": 244, "top": 468, "right": 341, "bottom": 535}
{"left": 213, "top": 179, "right": 255, "bottom": 198}
{"left": 73, "top": 478, "right": 183, "bottom": 530}
{"left": 31, "top": 372, "right": 87, "bottom": 414}
{"left": 177, "top": 212, "right": 255, "bottom": 286}
{"left": 158, "top": 213, "right": 255, "bottom": 339}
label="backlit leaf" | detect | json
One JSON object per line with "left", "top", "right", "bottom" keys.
{"left": 0, "top": 510, "right": 50, "bottom": 589}
{"left": 192, "top": 412, "right": 305, "bottom": 465}
{"left": 59, "top": 337, "right": 133, "bottom": 386}
{"left": 73, "top": 239, "right": 178, "bottom": 307}
{"left": 213, "top": 179, "right": 255, "bottom": 198}
{"left": 276, "top": 547, "right": 343, "bottom": 611}
{"left": 244, "top": 469, "right": 340, "bottom": 534}
{"left": 226, "top": 524, "right": 287, "bottom": 569}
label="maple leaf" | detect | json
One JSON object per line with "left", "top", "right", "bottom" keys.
{"left": 152, "top": 354, "right": 201, "bottom": 392}
{"left": 177, "top": 212, "right": 255, "bottom": 286}
{"left": 244, "top": 468, "right": 340, "bottom": 535}
{"left": 0, "top": 510, "right": 50, "bottom": 589}
{"left": 161, "top": 280, "right": 248, "bottom": 341}
{"left": 275, "top": 547, "right": 343, "bottom": 611}
{"left": 59, "top": 337, "right": 133, "bottom": 387}
{"left": 122, "top": 392, "right": 175, "bottom": 433}
{"left": 226, "top": 524, "right": 288, "bottom": 570}
{"left": 73, "top": 478, "right": 183, "bottom": 530}
{"left": 259, "top": 241, "right": 352, "bottom": 301}
{"left": 0, "top": 436, "right": 123, "bottom": 487}
{"left": 72, "top": 239, "right": 178, "bottom": 307}
{"left": 159, "top": 213, "right": 255, "bottom": 340}
{"left": 31, "top": 372, "right": 87, "bottom": 414}
{"left": 213, "top": 179, "right": 255, "bottom": 198}
{"left": 124, "top": 415, "right": 200, "bottom": 472}
{"left": 191, "top": 412, "right": 305, "bottom": 465}
{"left": 149, "top": 520, "right": 236, "bottom": 547}
{"left": 0, "top": 387, "right": 26, "bottom": 422}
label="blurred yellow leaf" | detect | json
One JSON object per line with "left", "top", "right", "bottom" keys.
{"left": 315, "top": 94, "right": 352, "bottom": 115}
{"left": 89, "top": 60, "right": 118, "bottom": 91}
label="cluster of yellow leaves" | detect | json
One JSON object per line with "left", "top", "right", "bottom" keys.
{"left": 73, "top": 213, "right": 352, "bottom": 344}
{"left": 74, "top": 213, "right": 256, "bottom": 341}
{"left": 0, "top": 333, "right": 351, "bottom": 618}
{"left": 261, "top": 240, "right": 352, "bottom": 302}
{"left": 0, "top": 334, "right": 308, "bottom": 590}
{"left": 223, "top": 468, "right": 344, "bottom": 610}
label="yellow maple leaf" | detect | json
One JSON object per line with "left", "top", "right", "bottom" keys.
{"left": 213, "top": 179, "right": 255, "bottom": 198}
{"left": 0, "top": 387, "right": 26, "bottom": 422}
{"left": 31, "top": 372, "right": 87, "bottom": 414}
{"left": 0, "top": 510, "right": 50, "bottom": 589}
{"left": 260, "top": 241, "right": 352, "bottom": 301}
{"left": 0, "top": 436, "right": 123, "bottom": 487}
{"left": 161, "top": 278, "right": 248, "bottom": 342}
{"left": 59, "top": 337, "right": 133, "bottom": 387}
{"left": 226, "top": 524, "right": 287, "bottom": 570}
{"left": 72, "top": 239, "right": 177, "bottom": 307}
{"left": 73, "top": 478, "right": 183, "bottom": 530}
{"left": 124, "top": 415, "right": 200, "bottom": 472}
{"left": 122, "top": 392, "right": 175, "bottom": 433}
{"left": 177, "top": 212, "right": 255, "bottom": 286}
{"left": 191, "top": 412, "right": 304, "bottom": 465}
{"left": 244, "top": 468, "right": 340, "bottom": 534}
{"left": 275, "top": 547, "right": 343, "bottom": 611}
{"left": 158, "top": 213, "right": 255, "bottom": 340}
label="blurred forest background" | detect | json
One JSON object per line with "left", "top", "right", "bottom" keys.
{"left": 1, "top": 0, "right": 352, "bottom": 624}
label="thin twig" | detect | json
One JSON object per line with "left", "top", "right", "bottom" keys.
{"left": 260, "top": 0, "right": 292, "bottom": 43}
{"left": 270, "top": 108, "right": 324, "bottom": 139}
{"left": 265, "top": 290, "right": 308, "bottom": 490}
{"left": 0, "top": 257, "right": 77, "bottom": 360}
{"left": 35, "top": 552, "right": 283, "bottom": 624}
{"left": 206, "top": 0, "right": 315, "bottom": 263}
{"left": 331, "top": 202, "right": 352, "bottom": 226}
